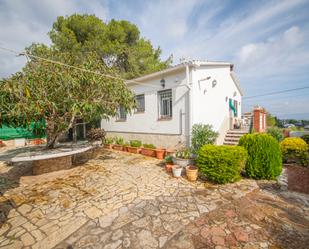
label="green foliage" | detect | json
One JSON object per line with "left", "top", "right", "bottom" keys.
{"left": 191, "top": 124, "right": 218, "bottom": 154}
{"left": 175, "top": 148, "right": 192, "bottom": 159}
{"left": 49, "top": 14, "right": 172, "bottom": 79}
{"left": 143, "top": 143, "right": 156, "bottom": 149}
{"left": 280, "top": 137, "right": 309, "bottom": 166}
{"left": 86, "top": 128, "right": 106, "bottom": 143}
{"left": 197, "top": 145, "right": 247, "bottom": 184}
{"left": 115, "top": 137, "right": 124, "bottom": 145}
{"left": 266, "top": 113, "right": 277, "bottom": 127}
{"left": 0, "top": 44, "right": 135, "bottom": 148}
{"left": 267, "top": 127, "right": 283, "bottom": 142}
{"left": 164, "top": 155, "right": 173, "bottom": 164}
{"left": 239, "top": 134, "right": 282, "bottom": 179}
{"left": 301, "top": 134, "right": 309, "bottom": 145}
{"left": 129, "top": 140, "right": 142, "bottom": 147}
{"left": 104, "top": 136, "right": 114, "bottom": 144}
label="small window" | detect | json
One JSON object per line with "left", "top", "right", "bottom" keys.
{"left": 135, "top": 94, "right": 145, "bottom": 113}
{"left": 117, "top": 105, "right": 127, "bottom": 121}
{"left": 158, "top": 89, "right": 172, "bottom": 119}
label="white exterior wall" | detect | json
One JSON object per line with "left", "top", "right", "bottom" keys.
{"left": 190, "top": 66, "right": 242, "bottom": 143}
{"left": 101, "top": 69, "right": 189, "bottom": 137}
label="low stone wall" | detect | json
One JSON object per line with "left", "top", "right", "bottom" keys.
{"left": 106, "top": 132, "right": 187, "bottom": 149}
{"left": 32, "top": 155, "right": 72, "bottom": 175}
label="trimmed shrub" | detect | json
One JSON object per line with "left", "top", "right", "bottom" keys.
{"left": 280, "top": 137, "right": 309, "bottom": 166}
{"left": 130, "top": 140, "right": 142, "bottom": 147}
{"left": 267, "top": 127, "right": 283, "bottom": 142}
{"left": 143, "top": 143, "right": 156, "bottom": 149}
{"left": 301, "top": 134, "right": 309, "bottom": 145}
{"left": 239, "top": 133, "right": 282, "bottom": 179}
{"left": 86, "top": 128, "right": 106, "bottom": 143}
{"left": 191, "top": 124, "right": 219, "bottom": 154}
{"left": 197, "top": 145, "right": 247, "bottom": 184}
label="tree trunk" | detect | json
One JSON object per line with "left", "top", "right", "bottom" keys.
{"left": 72, "top": 119, "right": 77, "bottom": 144}
{"left": 46, "top": 119, "right": 58, "bottom": 149}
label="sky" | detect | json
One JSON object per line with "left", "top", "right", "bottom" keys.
{"left": 0, "top": 0, "right": 309, "bottom": 119}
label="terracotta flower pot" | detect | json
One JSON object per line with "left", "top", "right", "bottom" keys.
{"left": 186, "top": 165, "right": 198, "bottom": 181}
{"left": 155, "top": 148, "right": 166, "bottom": 160}
{"left": 113, "top": 144, "right": 124, "bottom": 151}
{"left": 127, "top": 146, "right": 141, "bottom": 154}
{"left": 165, "top": 163, "right": 173, "bottom": 172}
{"left": 172, "top": 165, "right": 182, "bottom": 178}
{"left": 104, "top": 144, "right": 113, "bottom": 149}
{"left": 141, "top": 148, "right": 156, "bottom": 157}
{"left": 33, "top": 139, "right": 42, "bottom": 145}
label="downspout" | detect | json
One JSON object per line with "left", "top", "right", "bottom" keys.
{"left": 185, "top": 63, "right": 193, "bottom": 146}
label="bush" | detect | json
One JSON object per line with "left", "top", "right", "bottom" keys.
{"left": 130, "top": 140, "right": 142, "bottom": 147}
{"left": 114, "top": 136, "right": 124, "bottom": 145}
{"left": 267, "top": 127, "right": 283, "bottom": 142}
{"left": 280, "top": 137, "right": 309, "bottom": 166}
{"left": 143, "top": 143, "right": 156, "bottom": 149}
{"left": 86, "top": 128, "right": 106, "bottom": 143}
{"left": 164, "top": 155, "right": 173, "bottom": 164}
{"left": 104, "top": 136, "right": 114, "bottom": 144}
{"left": 191, "top": 124, "right": 218, "bottom": 154}
{"left": 301, "top": 134, "right": 309, "bottom": 145}
{"left": 197, "top": 145, "right": 247, "bottom": 184}
{"left": 175, "top": 148, "right": 192, "bottom": 159}
{"left": 239, "top": 134, "right": 282, "bottom": 179}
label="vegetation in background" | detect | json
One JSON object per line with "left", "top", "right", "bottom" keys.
{"left": 191, "top": 124, "right": 218, "bottom": 154}
{"left": 280, "top": 137, "right": 309, "bottom": 166}
{"left": 301, "top": 134, "right": 309, "bottom": 145}
{"left": 239, "top": 134, "right": 282, "bottom": 179}
{"left": 197, "top": 145, "right": 247, "bottom": 184}
{"left": 175, "top": 148, "right": 192, "bottom": 159}
{"left": 266, "top": 127, "right": 283, "bottom": 142}
{"left": 49, "top": 14, "right": 172, "bottom": 79}
{"left": 115, "top": 137, "right": 125, "bottom": 145}
{"left": 0, "top": 46, "right": 135, "bottom": 149}
{"left": 143, "top": 143, "right": 156, "bottom": 149}
{"left": 104, "top": 137, "right": 114, "bottom": 145}
{"left": 129, "top": 140, "right": 142, "bottom": 147}
{"left": 266, "top": 113, "right": 278, "bottom": 127}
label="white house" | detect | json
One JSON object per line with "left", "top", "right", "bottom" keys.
{"left": 101, "top": 60, "right": 243, "bottom": 148}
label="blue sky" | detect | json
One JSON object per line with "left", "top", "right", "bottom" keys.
{"left": 1, "top": 0, "right": 309, "bottom": 119}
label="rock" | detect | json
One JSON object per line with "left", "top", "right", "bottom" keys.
{"left": 122, "top": 237, "right": 131, "bottom": 248}
{"left": 159, "top": 236, "right": 168, "bottom": 248}
{"left": 103, "top": 239, "right": 122, "bottom": 249}
{"left": 212, "top": 236, "right": 225, "bottom": 246}
{"left": 84, "top": 206, "right": 103, "bottom": 219}
{"left": 99, "top": 210, "right": 118, "bottom": 228}
{"left": 138, "top": 230, "right": 158, "bottom": 248}
{"left": 20, "top": 233, "right": 35, "bottom": 246}
{"left": 112, "top": 229, "right": 123, "bottom": 241}
{"left": 233, "top": 228, "right": 249, "bottom": 242}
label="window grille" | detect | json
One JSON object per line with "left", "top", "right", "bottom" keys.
{"left": 135, "top": 94, "right": 145, "bottom": 112}
{"left": 158, "top": 89, "right": 172, "bottom": 119}
{"left": 117, "top": 105, "right": 127, "bottom": 121}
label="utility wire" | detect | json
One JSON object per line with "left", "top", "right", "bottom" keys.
{"left": 0, "top": 46, "right": 161, "bottom": 89}
{"left": 243, "top": 86, "right": 309, "bottom": 99}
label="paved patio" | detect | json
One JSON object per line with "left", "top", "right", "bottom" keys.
{"left": 0, "top": 149, "right": 308, "bottom": 249}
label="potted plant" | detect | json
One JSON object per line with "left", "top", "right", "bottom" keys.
{"left": 165, "top": 155, "right": 174, "bottom": 172}
{"left": 141, "top": 143, "right": 156, "bottom": 157}
{"left": 172, "top": 148, "right": 194, "bottom": 167}
{"left": 155, "top": 148, "right": 166, "bottom": 160}
{"left": 113, "top": 137, "right": 124, "bottom": 151}
{"left": 104, "top": 137, "right": 114, "bottom": 149}
{"left": 172, "top": 165, "right": 182, "bottom": 178}
{"left": 186, "top": 165, "right": 198, "bottom": 181}
{"left": 127, "top": 140, "right": 142, "bottom": 153}
{"left": 123, "top": 141, "right": 130, "bottom": 152}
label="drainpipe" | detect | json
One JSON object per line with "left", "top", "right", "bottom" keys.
{"left": 185, "top": 63, "right": 193, "bottom": 146}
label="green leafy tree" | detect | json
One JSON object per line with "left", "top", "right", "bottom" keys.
{"left": 266, "top": 112, "right": 277, "bottom": 127}
{"left": 49, "top": 14, "right": 172, "bottom": 79}
{"left": 0, "top": 44, "right": 135, "bottom": 148}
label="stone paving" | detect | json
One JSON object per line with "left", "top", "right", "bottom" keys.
{"left": 0, "top": 149, "right": 308, "bottom": 249}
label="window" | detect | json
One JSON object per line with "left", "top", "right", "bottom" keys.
{"left": 117, "top": 105, "right": 127, "bottom": 121}
{"left": 135, "top": 94, "right": 145, "bottom": 113}
{"left": 158, "top": 89, "right": 172, "bottom": 119}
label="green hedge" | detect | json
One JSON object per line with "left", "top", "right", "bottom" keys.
{"left": 239, "top": 133, "right": 282, "bottom": 179}
{"left": 280, "top": 137, "right": 309, "bottom": 166}
{"left": 197, "top": 145, "right": 247, "bottom": 184}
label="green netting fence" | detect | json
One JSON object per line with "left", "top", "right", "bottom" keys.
{"left": 0, "top": 121, "right": 46, "bottom": 140}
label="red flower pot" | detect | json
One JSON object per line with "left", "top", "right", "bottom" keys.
{"left": 127, "top": 146, "right": 141, "bottom": 154}
{"left": 141, "top": 148, "right": 156, "bottom": 157}
{"left": 155, "top": 148, "right": 166, "bottom": 160}
{"left": 113, "top": 144, "right": 124, "bottom": 151}
{"left": 165, "top": 163, "right": 173, "bottom": 172}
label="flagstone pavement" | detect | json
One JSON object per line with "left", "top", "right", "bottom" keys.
{"left": 0, "top": 149, "right": 308, "bottom": 249}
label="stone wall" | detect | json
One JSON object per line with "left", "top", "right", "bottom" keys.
{"left": 32, "top": 155, "right": 72, "bottom": 175}
{"left": 106, "top": 132, "right": 187, "bottom": 149}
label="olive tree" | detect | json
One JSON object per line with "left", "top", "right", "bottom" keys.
{"left": 0, "top": 44, "right": 135, "bottom": 148}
